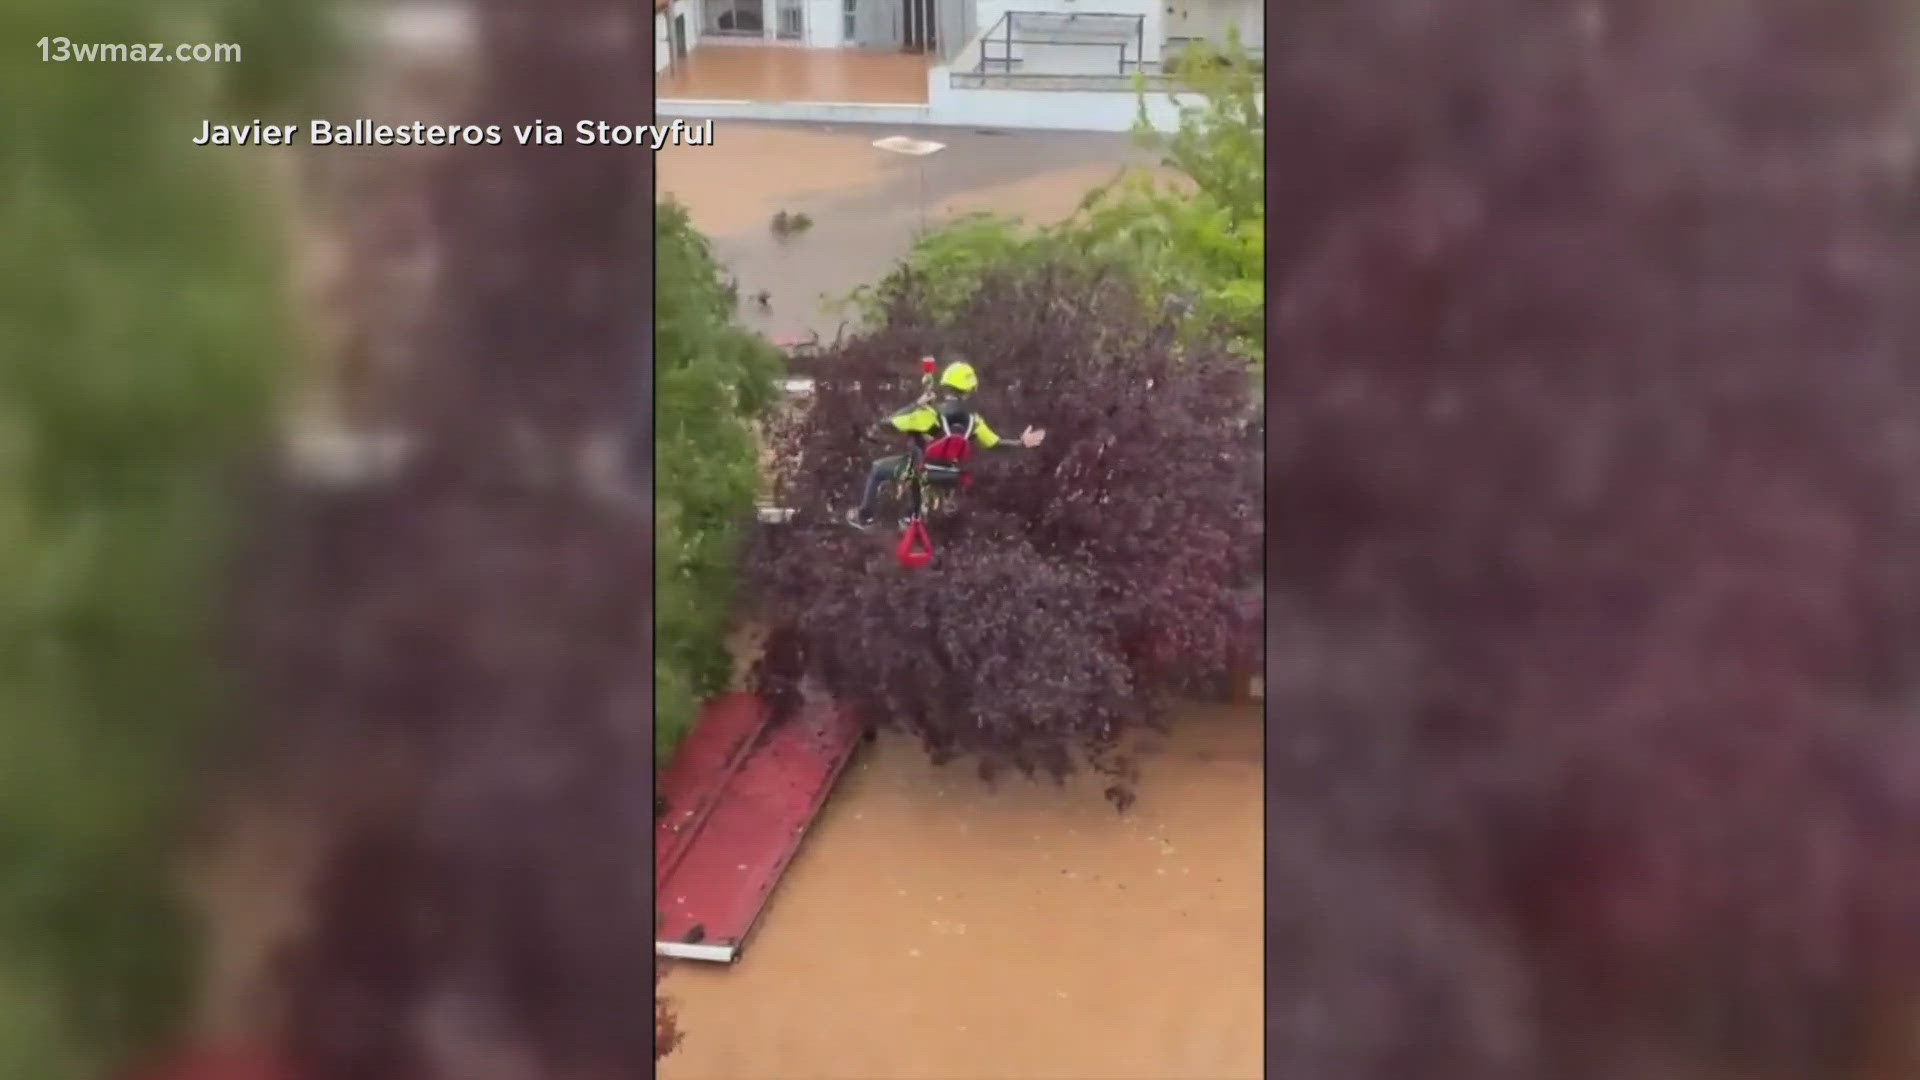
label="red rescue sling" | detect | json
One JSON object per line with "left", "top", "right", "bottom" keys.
{"left": 896, "top": 518, "right": 934, "bottom": 569}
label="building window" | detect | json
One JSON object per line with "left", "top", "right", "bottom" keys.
{"left": 706, "top": 0, "right": 763, "bottom": 36}
{"left": 776, "top": 0, "right": 803, "bottom": 39}
{"left": 843, "top": 0, "right": 856, "bottom": 41}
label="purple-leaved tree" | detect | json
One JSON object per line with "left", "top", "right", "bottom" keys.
{"left": 750, "top": 255, "right": 1261, "bottom": 796}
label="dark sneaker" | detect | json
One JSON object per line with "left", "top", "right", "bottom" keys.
{"left": 845, "top": 508, "right": 874, "bottom": 530}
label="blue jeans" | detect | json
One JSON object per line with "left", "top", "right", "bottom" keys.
{"left": 855, "top": 455, "right": 909, "bottom": 521}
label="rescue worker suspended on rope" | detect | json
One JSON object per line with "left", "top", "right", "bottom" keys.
{"left": 845, "top": 358, "right": 1046, "bottom": 531}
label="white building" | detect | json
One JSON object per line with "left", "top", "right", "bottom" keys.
{"left": 654, "top": 0, "right": 1262, "bottom": 132}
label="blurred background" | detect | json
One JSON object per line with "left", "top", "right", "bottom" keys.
{"left": 5, "top": 1, "right": 654, "bottom": 1078}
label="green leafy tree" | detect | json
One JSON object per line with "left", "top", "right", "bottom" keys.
{"left": 654, "top": 199, "right": 781, "bottom": 760}
{"left": 1079, "top": 32, "right": 1265, "bottom": 360}
{"left": 1, "top": 0, "right": 327, "bottom": 1076}
{"left": 842, "top": 210, "right": 1042, "bottom": 328}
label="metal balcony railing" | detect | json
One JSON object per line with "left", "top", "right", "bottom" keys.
{"left": 972, "top": 9, "right": 1144, "bottom": 76}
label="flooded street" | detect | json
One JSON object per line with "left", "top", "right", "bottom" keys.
{"left": 658, "top": 121, "right": 1259, "bottom": 1079}
{"left": 659, "top": 702, "right": 1264, "bottom": 1080}
{"left": 657, "top": 121, "right": 1169, "bottom": 342}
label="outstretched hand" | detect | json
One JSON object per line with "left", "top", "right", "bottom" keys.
{"left": 1020, "top": 426, "right": 1047, "bottom": 448}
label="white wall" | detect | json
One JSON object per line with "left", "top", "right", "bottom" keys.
{"left": 925, "top": 72, "right": 1218, "bottom": 130}
{"left": 656, "top": 65, "right": 1263, "bottom": 131}
{"left": 1164, "top": 0, "right": 1258, "bottom": 48}
{"left": 804, "top": 0, "right": 842, "bottom": 46}
{"left": 675, "top": 0, "right": 702, "bottom": 51}
{"left": 657, "top": 83, "right": 1258, "bottom": 131}
{"left": 656, "top": 0, "right": 701, "bottom": 69}
{"left": 658, "top": 99, "right": 935, "bottom": 124}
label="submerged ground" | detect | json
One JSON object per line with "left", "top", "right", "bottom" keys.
{"left": 659, "top": 702, "right": 1264, "bottom": 1080}
{"left": 656, "top": 120, "right": 1167, "bottom": 342}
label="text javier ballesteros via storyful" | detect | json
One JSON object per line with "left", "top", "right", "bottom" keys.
{"left": 192, "top": 117, "right": 715, "bottom": 148}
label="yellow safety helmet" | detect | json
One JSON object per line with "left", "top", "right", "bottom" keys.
{"left": 939, "top": 361, "right": 978, "bottom": 394}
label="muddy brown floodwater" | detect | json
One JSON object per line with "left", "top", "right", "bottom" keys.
{"left": 656, "top": 121, "right": 1173, "bottom": 343}
{"left": 659, "top": 701, "right": 1264, "bottom": 1080}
